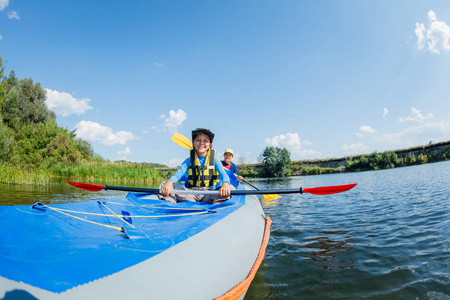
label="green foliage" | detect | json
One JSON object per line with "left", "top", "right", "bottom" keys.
{"left": 0, "top": 162, "right": 49, "bottom": 185}
{"left": 346, "top": 151, "right": 431, "bottom": 172}
{"left": 303, "top": 166, "right": 336, "bottom": 175}
{"left": 417, "top": 153, "right": 428, "bottom": 164}
{"left": 47, "top": 161, "right": 166, "bottom": 182}
{"left": 0, "top": 56, "right": 6, "bottom": 108}
{"left": 259, "top": 146, "right": 291, "bottom": 177}
{"left": 1, "top": 77, "right": 55, "bottom": 125}
{"left": 2, "top": 120, "right": 94, "bottom": 168}
{"left": 0, "top": 119, "right": 13, "bottom": 162}
{"left": 239, "top": 166, "right": 259, "bottom": 178}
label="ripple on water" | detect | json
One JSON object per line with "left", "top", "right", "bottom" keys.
{"left": 245, "top": 161, "right": 450, "bottom": 299}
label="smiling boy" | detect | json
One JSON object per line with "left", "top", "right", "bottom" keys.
{"left": 160, "top": 128, "right": 232, "bottom": 203}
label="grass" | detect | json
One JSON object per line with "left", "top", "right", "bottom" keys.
{"left": 0, "top": 160, "right": 166, "bottom": 185}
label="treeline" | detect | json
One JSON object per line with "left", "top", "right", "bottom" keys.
{"left": 239, "top": 144, "right": 450, "bottom": 178}
{"left": 0, "top": 56, "right": 165, "bottom": 184}
{"left": 345, "top": 149, "right": 449, "bottom": 172}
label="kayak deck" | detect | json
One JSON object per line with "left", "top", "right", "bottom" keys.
{"left": 0, "top": 188, "right": 268, "bottom": 299}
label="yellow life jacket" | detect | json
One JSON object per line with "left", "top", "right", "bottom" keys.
{"left": 187, "top": 149, "right": 220, "bottom": 188}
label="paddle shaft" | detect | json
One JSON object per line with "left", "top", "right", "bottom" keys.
{"left": 103, "top": 184, "right": 301, "bottom": 195}
{"left": 68, "top": 181, "right": 356, "bottom": 196}
{"left": 241, "top": 178, "right": 260, "bottom": 191}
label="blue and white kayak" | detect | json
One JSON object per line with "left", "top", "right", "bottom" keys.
{"left": 0, "top": 186, "right": 271, "bottom": 300}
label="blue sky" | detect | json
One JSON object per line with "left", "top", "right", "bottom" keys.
{"left": 1, "top": 1, "right": 450, "bottom": 167}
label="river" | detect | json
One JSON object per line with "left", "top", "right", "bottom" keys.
{"left": 0, "top": 161, "right": 449, "bottom": 299}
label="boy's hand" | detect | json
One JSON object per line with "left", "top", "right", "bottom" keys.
{"left": 220, "top": 182, "right": 230, "bottom": 198}
{"left": 161, "top": 180, "right": 174, "bottom": 197}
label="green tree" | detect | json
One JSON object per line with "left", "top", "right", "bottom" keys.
{"left": 1, "top": 77, "right": 55, "bottom": 125}
{"left": 259, "top": 146, "right": 291, "bottom": 177}
{"left": 0, "top": 56, "right": 14, "bottom": 162}
{"left": 0, "top": 56, "right": 6, "bottom": 108}
{"left": 0, "top": 119, "right": 13, "bottom": 162}
{"left": 276, "top": 148, "right": 291, "bottom": 177}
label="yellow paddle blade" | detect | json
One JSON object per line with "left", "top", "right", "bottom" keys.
{"left": 172, "top": 133, "right": 193, "bottom": 149}
{"left": 262, "top": 194, "right": 281, "bottom": 200}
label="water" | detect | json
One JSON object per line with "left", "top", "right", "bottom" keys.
{"left": 1, "top": 162, "right": 449, "bottom": 299}
{"left": 246, "top": 161, "right": 450, "bottom": 299}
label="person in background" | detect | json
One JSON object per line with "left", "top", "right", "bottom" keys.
{"left": 221, "top": 149, "right": 243, "bottom": 188}
{"left": 160, "top": 128, "right": 233, "bottom": 203}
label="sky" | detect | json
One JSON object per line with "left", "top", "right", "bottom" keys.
{"left": 1, "top": 1, "right": 450, "bottom": 167}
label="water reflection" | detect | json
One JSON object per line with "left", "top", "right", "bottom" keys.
{"left": 0, "top": 179, "right": 159, "bottom": 206}
{"left": 305, "top": 230, "right": 354, "bottom": 271}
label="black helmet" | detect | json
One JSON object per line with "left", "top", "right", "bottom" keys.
{"left": 192, "top": 128, "right": 215, "bottom": 143}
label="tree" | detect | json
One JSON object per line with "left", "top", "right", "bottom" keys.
{"left": 0, "top": 56, "right": 14, "bottom": 162}
{"left": 0, "top": 56, "right": 6, "bottom": 108}
{"left": 277, "top": 148, "right": 291, "bottom": 177}
{"left": 1, "top": 77, "right": 55, "bottom": 125}
{"left": 259, "top": 146, "right": 291, "bottom": 177}
{"left": 0, "top": 57, "right": 97, "bottom": 167}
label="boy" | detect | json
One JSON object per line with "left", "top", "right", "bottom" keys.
{"left": 160, "top": 128, "right": 232, "bottom": 203}
{"left": 221, "top": 149, "right": 243, "bottom": 188}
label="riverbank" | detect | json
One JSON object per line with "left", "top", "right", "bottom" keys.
{"left": 239, "top": 140, "right": 450, "bottom": 177}
{"left": 2, "top": 141, "right": 449, "bottom": 184}
{"left": 0, "top": 161, "right": 166, "bottom": 185}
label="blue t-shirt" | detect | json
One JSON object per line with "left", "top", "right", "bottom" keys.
{"left": 169, "top": 155, "right": 230, "bottom": 189}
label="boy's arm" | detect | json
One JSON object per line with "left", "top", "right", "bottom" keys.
{"left": 214, "top": 157, "right": 230, "bottom": 183}
{"left": 169, "top": 157, "right": 190, "bottom": 183}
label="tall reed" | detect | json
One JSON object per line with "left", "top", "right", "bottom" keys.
{"left": 0, "top": 161, "right": 165, "bottom": 185}
{"left": 0, "top": 162, "right": 49, "bottom": 185}
{"left": 48, "top": 160, "right": 165, "bottom": 182}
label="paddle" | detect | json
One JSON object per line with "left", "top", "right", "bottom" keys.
{"left": 67, "top": 181, "right": 357, "bottom": 196}
{"left": 171, "top": 133, "right": 281, "bottom": 200}
{"left": 171, "top": 132, "right": 193, "bottom": 149}
{"left": 236, "top": 174, "right": 280, "bottom": 201}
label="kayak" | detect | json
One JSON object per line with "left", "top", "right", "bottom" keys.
{"left": 0, "top": 185, "right": 271, "bottom": 300}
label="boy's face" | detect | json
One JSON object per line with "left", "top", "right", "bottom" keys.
{"left": 223, "top": 153, "right": 233, "bottom": 164}
{"left": 193, "top": 133, "right": 211, "bottom": 157}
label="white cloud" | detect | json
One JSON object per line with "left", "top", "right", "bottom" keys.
{"left": 266, "top": 132, "right": 301, "bottom": 148}
{"left": 155, "top": 62, "right": 164, "bottom": 67}
{"left": 0, "top": 0, "right": 9, "bottom": 10}
{"left": 265, "top": 133, "right": 321, "bottom": 160}
{"left": 415, "top": 22, "right": 426, "bottom": 49}
{"left": 415, "top": 10, "right": 450, "bottom": 54}
{"left": 383, "top": 108, "right": 389, "bottom": 120}
{"left": 45, "top": 89, "right": 93, "bottom": 117}
{"left": 7, "top": 10, "right": 19, "bottom": 19}
{"left": 377, "top": 121, "right": 450, "bottom": 148}
{"left": 117, "top": 147, "right": 131, "bottom": 156}
{"left": 0, "top": 35, "right": 2, "bottom": 40}
{"left": 162, "top": 109, "right": 187, "bottom": 133}
{"left": 357, "top": 125, "right": 376, "bottom": 137}
{"left": 165, "top": 158, "right": 185, "bottom": 168}
{"left": 342, "top": 143, "right": 369, "bottom": 155}
{"left": 399, "top": 107, "right": 433, "bottom": 123}
{"left": 75, "top": 121, "right": 137, "bottom": 146}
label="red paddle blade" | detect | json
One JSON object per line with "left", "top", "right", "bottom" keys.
{"left": 303, "top": 183, "right": 357, "bottom": 195}
{"left": 67, "top": 181, "right": 105, "bottom": 192}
